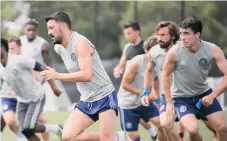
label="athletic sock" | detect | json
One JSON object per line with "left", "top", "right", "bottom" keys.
{"left": 44, "top": 124, "right": 59, "bottom": 133}
{"left": 148, "top": 127, "right": 157, "bottom": 137}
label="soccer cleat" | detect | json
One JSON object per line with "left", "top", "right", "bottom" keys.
{"left": 115, "top": 131, "right": 128, "bottom": 141}
{"left": 55, "top": 124, "right": 63, "bottom": 141}
{"left": 151, "top": 134, "right": 158, "bottom": 141}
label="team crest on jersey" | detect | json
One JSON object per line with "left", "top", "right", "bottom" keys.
{"left": 179, "top": 105, "right": 187, "bottom": 113}
{"left": 126, "top": 122, "right": 132, "bottom": 129}
{"left": 199, "top": 58, "right": 208, "bottom": 67}
{"left": 12, "top": 69, "right": 19, "bottom": 76}
{"left": 71, "top": 53, "right": 77, "bottom": 62}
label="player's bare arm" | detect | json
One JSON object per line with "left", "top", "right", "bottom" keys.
{"left": 122, "top": 60, "right": 142, "bottom": 95}
{"left": 141, "top": 52, "right": 155, "bottom": 106}
{"left": 41, "top": 42, "right": 51, "bottom": 66}
{"left": 162, "top": 48, "right": 177, "bottom": 125}
{"left": 42, "top": 42, "right": 61, "bottom": 96}
{"left": 114, "top": 46, "right": 127, "bottom": 78}
{"left": 202, "top": 46, "right": 227, "bottom": 107}
{"left": 41, "top": 40, "right": 93, "bottom": 82}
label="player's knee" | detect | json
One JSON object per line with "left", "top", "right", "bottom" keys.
{"left": 128, "top": 132, "right": 140, "bottom": 141}
{"left": 62, "top": 132, "right": 78, "bottom": 141}
{"left": 216, "top": 123, "right": 227, "bottom": 133}
{"left": 99, "top": 132, "right": 114, "bottom": 141}
{"left": 4, "top": 118, "right": 16, "bottom": 128}
{"left": 186, "top": 125, "right": 199, "bottom": 136}
{"left": 21, "top": 128, "right": 35, "bottom": 138}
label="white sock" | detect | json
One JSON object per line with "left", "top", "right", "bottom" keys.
{"left": 17, "top": 131, "right": 26, "bottom": 138}
{"left": 148, "top": 127, "right": 157, "bottom": 137}
{"left": 0, "top": 132, "right": 2, "bottom": 140}
{"left": 45, "top": 124, "right": 59, "bottom": 133}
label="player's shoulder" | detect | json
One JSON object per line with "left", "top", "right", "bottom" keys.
{"left": 19, "top": 35, "right": 26, "bottom": 41}
{"left": 149, "top": 44, "right": 161, "bottom": 56}
{"left": 36, "top": 36, "right": 48, "bottom": 43}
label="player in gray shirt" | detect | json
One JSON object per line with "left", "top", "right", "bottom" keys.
{"left": 1, "top": 38, "right": 62, "bottom": 141}
{"left": 162, "top": 16, "right": 227, "bottom": 141}
{"left": 118, "top": 35, "right": 167, "bottom": 141}
{"left": 43, "top": 11, "right": 126, "bottom": 141}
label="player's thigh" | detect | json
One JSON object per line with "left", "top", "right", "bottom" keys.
{"left": 180, "top": 114, "right": 199, "bottom": 133}
{"left": 2, "top": 111, "right": 16, "bottom": 125}
{"left": 63, "top": 108, "right": 95, "bottom": 138}
{"left": 24, "top": 98, "right": 45, "bottom": 129}
{"left": 17, "top": 101, "right": 29, "bottom": 130}
{"left": 206, "top": 111, "right": 227, "bottom": 131}
{"left": 99, "top": 109, "right": 117, "bottom": 138}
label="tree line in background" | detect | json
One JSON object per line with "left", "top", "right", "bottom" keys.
{"left": 2, "top": 1, "right": 227, "bottom": 59}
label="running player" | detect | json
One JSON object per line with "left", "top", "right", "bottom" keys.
{"left": 141, "top": 21, "right": 180, "bottom": 141}
{"left": 114, "top": 21, "right": 158, "bottom": 140}
{"left": 43, "top": 11, "right": 126, "bottom": 141}
{"left": 162, "top": 16, "right": 227, "bottom": 141}
{"left": 1, "top": 38, "right": 63, "bottom": 141}
{"left": 20, "top": 19, "right": 62, "bottom": 141}
{"left": 118, "top": 35, "right": 167, "bottom": 141}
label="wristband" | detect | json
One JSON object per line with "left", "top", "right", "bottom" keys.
{"left": 140, "top": 89, "right": 151, "bottom": 98}
{"left": 154, "top": 98, "right": 161, "bottom": 105}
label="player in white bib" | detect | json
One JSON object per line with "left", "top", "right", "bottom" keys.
{"left": 162, "top": 16, "right": 227, "bottom": 141}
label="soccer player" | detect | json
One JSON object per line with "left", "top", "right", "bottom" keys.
{"left": 20, "top": 19, "right": 62, "bottom": 141}
{"left": 162, "top": 16, "right": 227, "bottom": 141}
{"left": 114, "top": 21, "right": 158, "bottom": 140}
{"left": 141, "top": 21, "right": 180, "bottom": 141}
{"left": 118, "top": 35, "right": 167, "bottom": 141}
{"left": 1, "top": 38, "right": 63, "bottom": 141}
{"left": 43, "top": 11, "right": 126, "bottom": 141}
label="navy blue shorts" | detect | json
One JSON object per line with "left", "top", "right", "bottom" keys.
{"left": 75, "top": 90, "right": 118, "bottom": 122}
{"left": 1, "top": 98, "right": 17, "bottom": 113}
{"left": 159, "top": 88, "right": 222, "bottom": 121}
{"left": 119, "top": 103, "right": 159, "bottom": 131}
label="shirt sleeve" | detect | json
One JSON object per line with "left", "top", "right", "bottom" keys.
{"left": 18, "top": 55, "right": 36, "bottom": 70}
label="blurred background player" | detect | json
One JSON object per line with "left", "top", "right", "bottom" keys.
{"left": 20, "top": 19, "right": 62, "bottom": 141}
{"left": 118, "top": 35, "right": 166, "bottom": 141}
{"left": 114, "top": 21, "right": 158, "bottom": 140}
{"left": 1, "top": 38, "right": 63, "bottom": 141}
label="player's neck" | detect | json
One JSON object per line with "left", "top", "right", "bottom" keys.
{"left": 2, "top": 53, "right": 8, "bottom": 67}
{"left": 188, "top": 40, "right": 201, "bottom": 53}
{"left": 62, "top": 30, "right": 73, "bottom": 48}
{"left": 132, "top": 37, "right": 141, "bottom": 46}
{"left": 165, "top": 42, "right": 174, "bottom": 52}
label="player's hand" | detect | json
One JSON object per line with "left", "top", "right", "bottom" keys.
{"left": 52, "top": 87, "right": 62, "bottom": 97}
{"left": 166, "top": 102, "right": 175, "bottom": 127}
{"left": 114, "top": 66, "right": 123, "bottom": 78}
{"left": 202, "top": 94, "right": 215, "bottom": 107}
{"left": 40, "top": 66, "right": 59, "bottom": 80}
{"left": 141, "top": 96, "right": 149, "bottom": 107}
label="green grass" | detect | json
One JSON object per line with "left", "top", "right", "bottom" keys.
{"left": 2, "top": 111, "right": 226, "bottom": 141}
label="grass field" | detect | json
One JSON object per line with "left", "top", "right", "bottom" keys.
{"left": 2, "top": 111, "right": 226, "bottom": 141}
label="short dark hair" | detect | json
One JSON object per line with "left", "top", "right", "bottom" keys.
{"left": 1, "top": 38, "right": 9, "bottom": 52}
{"left": 143, "top": 35, "right": 158, "bottom": 52}
{"left": 179, "top": 16, "right": 203, "bottom": 34}
{"left": 45, "top": 11, "right": 72, "bottom": 29}
{"left": 26, "top": 19, "right": 39, "bottom": 28}
{"left": 124, "top": 21, "right": 140, "bottom": 31}
{"left": 155, "top": 21, "right": 179, "bottom": 44}
{"left": 8, "top": 37, "right": 21, "bottom": 46}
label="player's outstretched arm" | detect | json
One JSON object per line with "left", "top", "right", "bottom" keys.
{"left": 114, "top": 46, "right": 127, "bottom": 78}
{"left": 121, "top": 60, "right": 142, "bottom": 95}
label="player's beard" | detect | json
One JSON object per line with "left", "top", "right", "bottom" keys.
{"left": 159, "top": 38, "right": 172, "bottom": 49}
{"left": 52, "top": 36, "right": 62, "bottom": 44}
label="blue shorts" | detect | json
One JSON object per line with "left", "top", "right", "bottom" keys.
{"left": 1, "top": 98, "right": 17, "bottom": 113}
{"left": 75, "top": 90, "right": 118, "bottom": 122}
{"left": 119, "top": 103, "right": 159, "bottom": 131}
{"left": 159, "top": 88, "right": 222, "bottom": 121}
